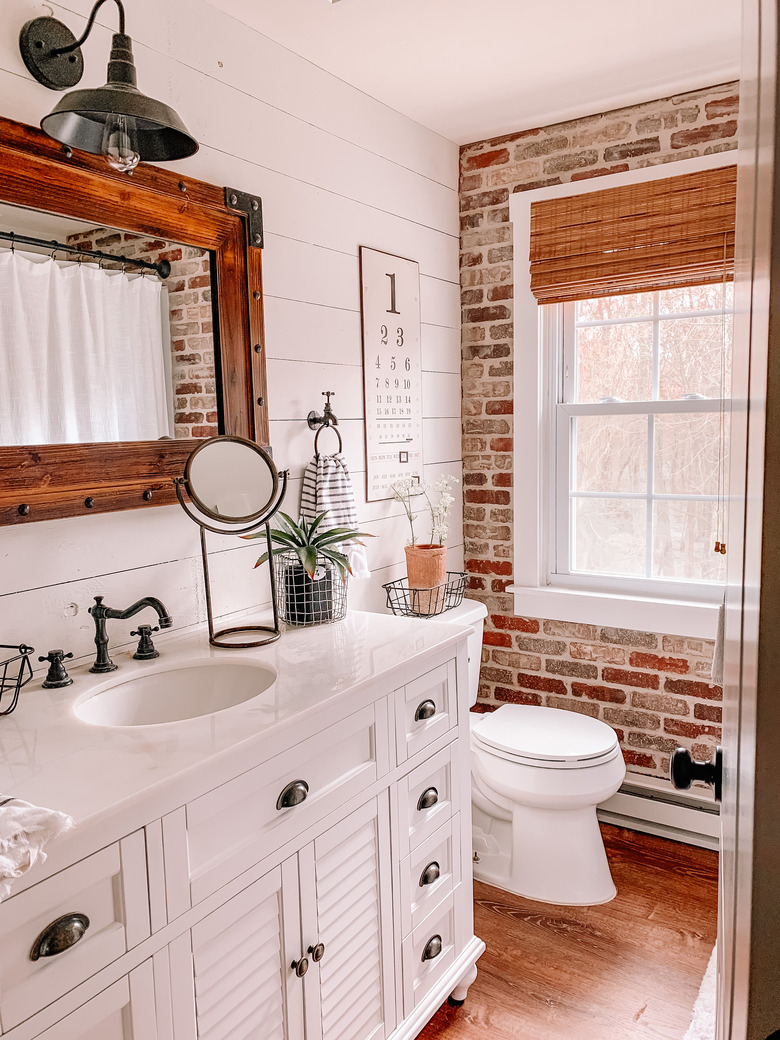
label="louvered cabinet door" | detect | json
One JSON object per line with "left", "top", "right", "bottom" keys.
{"left": 301, "top": 792, "right": 395, "bottom": 1040}
{"left": 187, "top": 862, "right": 304, "bottom": 1040}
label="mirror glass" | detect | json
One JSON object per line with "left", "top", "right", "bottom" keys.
{"left": 0, "top": 202, "right": 219, "bottom": 447}
{"left": 186, "top": 437, "right": 278, "bottom": 522}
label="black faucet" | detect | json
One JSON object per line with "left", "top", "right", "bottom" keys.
{"left": 88, "top": 595, "right": 173, "bottom": 673}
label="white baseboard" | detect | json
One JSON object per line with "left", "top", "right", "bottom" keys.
{"left": 598, "top": 773, "right": 720, "bottom": 851}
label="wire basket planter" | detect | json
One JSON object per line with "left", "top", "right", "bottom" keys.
{"left": 383, "top": 572, "right": 467, "bottom": 619}
{"left": 273, "top": 551, "right": 348, "bottom": 626}
{"left": 0, "top": 644, "right": 35, "bottom": 717}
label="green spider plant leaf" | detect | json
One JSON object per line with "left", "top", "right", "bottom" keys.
{"left": 296, "top": 544, "right": 320, "bottom": 578}
{"left": 253, "top": 546, "right": 291, "bottom": 569}
{"left": 319, "top": 548, "right": 352, "bottom": 582}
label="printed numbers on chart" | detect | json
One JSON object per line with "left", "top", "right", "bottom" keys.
{"left": 385, "top": 271, "right": 400, "bottom": 315}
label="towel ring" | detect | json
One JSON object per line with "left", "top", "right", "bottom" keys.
{"left": 314, "top": 423, "right": 343, "bottom": 455}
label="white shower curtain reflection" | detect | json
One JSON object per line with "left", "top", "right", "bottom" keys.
{"left": 0, "top": 250, "right": 172, "bottom": 445}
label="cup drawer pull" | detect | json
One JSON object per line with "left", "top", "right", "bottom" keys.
{"left": 419, "top": 861, "right": 441, "bottom": 887}
{"left": 277, "top": 780, "right": 309, "bottom": 810}
{"left": 417, "top": 787, "right": 439, "bottom": 811}
{"left": 414, "top": 699, "right": 436, "bottom": 722}
{"left": 422, "top": 934, "right": 443, "bottom": 962}
{"left": 30, "top": 913, "right": 90, "bottom": 961}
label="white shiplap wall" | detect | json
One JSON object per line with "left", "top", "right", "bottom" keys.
{"left": 0, "top": 0, "right": 462, "bottom": 668}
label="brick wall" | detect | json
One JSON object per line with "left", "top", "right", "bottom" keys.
{"left": 65, "top": 229, "right": 217, "bottom": 439}
{"left": 460, "top": 83, "right": 739, "bottom": 779}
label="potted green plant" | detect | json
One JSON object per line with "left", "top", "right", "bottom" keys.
{"left": 243, "top": 511, "right": 373, "bottom": 626}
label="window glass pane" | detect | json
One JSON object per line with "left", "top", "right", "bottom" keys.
{"left": 574, "top": 415, "right": 647, "bottom": 493}
{"left": 658, "top": 282, "right": 733, "bottom": 314}
{"left": 576, "top": 292, "right": 653, "bottom": 322}
{"left": 575, "top": 322, "right": 653, "bottom": 402}
{"left": 653, "top": 500, "right": 727, "bottom": 583}
{"left": 658, "top": 315, "right": 732, "bottom": 400}
{"left": 654, "top": 413, "right": 728, "bottom": 496}
{"left": 571, "top": 498, "right": 646, "bottom": 577}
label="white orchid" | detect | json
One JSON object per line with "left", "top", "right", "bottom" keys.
{"left": 390, "top": 474, "right": 459, "bottom": 546}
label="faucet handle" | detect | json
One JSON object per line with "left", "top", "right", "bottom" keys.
{"left": 131, "top": 625, "right": 160, "bottom": 661}
{"left": 38, "top": 650, "right": 74, "bottom": 689}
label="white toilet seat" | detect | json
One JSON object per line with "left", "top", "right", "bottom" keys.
{"left": 471, "top": 703, "right": 620, "bottom": 769}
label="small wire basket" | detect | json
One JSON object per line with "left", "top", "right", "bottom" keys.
{"left": 0, "top": 644, "right": 35, "bottom": 717}
{"left": 273, "top": 551, "right": 348, "bottom": 626}
{"left": 383, "top": 572, "right": 467, "bottom": 619}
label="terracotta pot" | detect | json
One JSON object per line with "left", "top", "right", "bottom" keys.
{"left": 404, "top": 543, "right": 447, "bottom": 615}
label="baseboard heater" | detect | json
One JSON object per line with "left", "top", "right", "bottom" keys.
{"left": 597, "top": 773, "right": 719, "bottom": 851}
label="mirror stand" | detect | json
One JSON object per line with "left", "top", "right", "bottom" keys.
{"left": 174, "top": 437, "right": 288, "bottom": 648}
{"left": 198, "top": 523, "right": 283, "bottom": 649}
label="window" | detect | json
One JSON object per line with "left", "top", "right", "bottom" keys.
{"left": 552, "top": 284, "right": 732, "bottom": 594}
{"left": 508, "top": 155, "right": 736, "bottom": 635}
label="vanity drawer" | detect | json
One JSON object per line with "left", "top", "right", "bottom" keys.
{"left": 401, "top": 891, "right": 458, "bottom": 1017}
{"left": 398, "top": 745, "right": 455, "bottom": 859}
{"left": 395, "top": 660, "right": 457, "bottom": 764}
{"left": 184, "top": 703, "right": 383, "bottom": 903}
{"left": 0, "top": 832, "right": 149, "bottom": 1032}
{"left": 400, "top": 814, "right": 461, "bottom": 938}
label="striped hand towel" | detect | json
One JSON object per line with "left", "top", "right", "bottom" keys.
{"left": 300, "top": 451, "right": 371, "bottom": 580}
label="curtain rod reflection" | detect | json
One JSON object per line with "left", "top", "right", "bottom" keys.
{"left": 0, "top": 230, "right": 171, "bottom": 278}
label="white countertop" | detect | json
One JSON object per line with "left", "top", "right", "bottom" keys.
{"left": 0, "top": 611, "right": 467, "bottom": 830}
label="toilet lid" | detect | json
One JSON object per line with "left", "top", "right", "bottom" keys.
{"left": 472, "top": 704, "right": 619, "bottom": 765}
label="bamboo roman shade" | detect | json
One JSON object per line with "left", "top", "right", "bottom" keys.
{"left": 529, "top": 165, "right": 737, "bottom": 304}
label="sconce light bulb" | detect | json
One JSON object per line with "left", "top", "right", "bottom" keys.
{"left": 102, "top": 114, "right": 140, "bottom": 173}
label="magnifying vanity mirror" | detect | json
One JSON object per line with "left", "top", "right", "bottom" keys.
{"left": 175, "top": 436, "right": 288, "bottom": 648}
{"left": 0, "top": 115, "right": 268, "bottom": 525}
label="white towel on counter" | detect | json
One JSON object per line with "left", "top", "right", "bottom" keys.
{"left": 0, "top": 796, "right": 73, "bottom": 901}
{"left": 300, "top": 451, "right": 371, "bottom": 580}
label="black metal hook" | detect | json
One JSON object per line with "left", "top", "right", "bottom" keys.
{"left": 307, "top": 390, "right": 339, "bottom": 430}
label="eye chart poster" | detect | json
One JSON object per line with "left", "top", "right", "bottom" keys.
{"left": 359, "top": 247, "right": 424, "bottom": 502}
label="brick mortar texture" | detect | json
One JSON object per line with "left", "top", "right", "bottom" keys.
{"left": 460, "top": 83, "right": 738, "bottom": 780}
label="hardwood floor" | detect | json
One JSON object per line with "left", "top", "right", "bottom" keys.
{"left": 418, "top": 825, "right": 718, "bottom": 1040}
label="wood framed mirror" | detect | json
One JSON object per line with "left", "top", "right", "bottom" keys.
{"left": 0, "top": 116, "right": 268, "bottom": 527}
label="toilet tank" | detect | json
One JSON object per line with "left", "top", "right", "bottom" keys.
{"left": 429, "top": 599, "right": 488, "bottom": 706}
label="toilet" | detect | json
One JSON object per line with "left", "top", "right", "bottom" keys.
{"left": 432, "top": 599, "right": 626, "bottom": 906}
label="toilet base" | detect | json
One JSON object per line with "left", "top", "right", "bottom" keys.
{"left": 472, "top": 801, "right": 617, "bottom": 906}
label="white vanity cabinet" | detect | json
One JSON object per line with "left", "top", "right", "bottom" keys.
{"left": 26, "top": 964, "right": 158, "bottom": 1040}
{"left": 172, "top": 794, "right": 394, "bottom": 1040}
{"left": 0, "top": 618, "right": 483, "bottom": 1040}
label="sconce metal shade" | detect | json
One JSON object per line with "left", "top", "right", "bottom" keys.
{"left": 41, "top": 33, "right": 198, "bottom": 162}
{"left": 21, "top": 15, "right": 198, "bottom": 163}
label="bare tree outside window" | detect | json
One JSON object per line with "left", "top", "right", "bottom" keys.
{"left": 556, "top": 285, "right": 732, "bottom": 586}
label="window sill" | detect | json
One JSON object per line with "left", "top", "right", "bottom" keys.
{"left": 506, "top": 584, "right": 720, "bottom": 639}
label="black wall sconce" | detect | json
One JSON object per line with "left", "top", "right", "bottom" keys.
{"left": 19, "top": 0, "right": 198, "bottom": 173}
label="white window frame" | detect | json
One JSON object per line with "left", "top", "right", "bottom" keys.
{"left": 508, "top": 152, "right": 732, "bottom": 637}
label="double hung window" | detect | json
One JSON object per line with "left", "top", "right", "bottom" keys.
{"left": 553, "top": 284, "right": 732, "bottom": 593}
{"left": 528, "top": 164, "right": 736, "bottom": 601}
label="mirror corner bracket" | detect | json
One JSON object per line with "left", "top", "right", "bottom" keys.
{"left": 224, "top": 187, "right": 264, "bottom": 249}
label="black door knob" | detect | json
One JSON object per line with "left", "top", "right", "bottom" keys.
{"left": 670, "top": 747, "right": 722, "bottom": 802}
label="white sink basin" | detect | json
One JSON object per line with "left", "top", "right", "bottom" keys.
{"left": 74, "top": 659, "right": 278, "bottom": 727}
